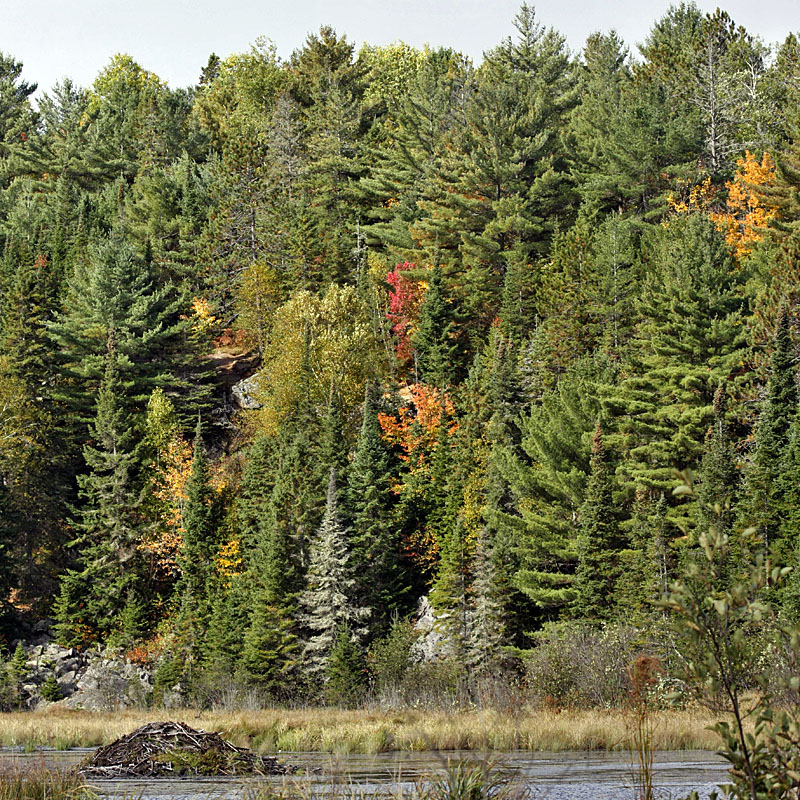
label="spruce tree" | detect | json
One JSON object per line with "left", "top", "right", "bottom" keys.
{"left": 240, "top": 590, "right": 299, "bottom": 693}
{"left": 203, "top": 571, "right": 250, "bottom": 681}
{"left": 615, "top": 489, "right": 669, "bottom": 622}
{"left": 697, "top": 385, "right": 739, "bottom": 537}
{"left": 175, "top": 421, "right": 218, "bottom": 633}
{"left": 412, "top": 265, "right": 457, "bottom": 387}
{"left": 298, "top": 469, "right": 369, "bottom": 681}
{"left": 572, "top": 423, "right": 622, "bottom": 621}
{"left": 775, "top": 406, "right": 800, "bottom": 614}
{"left": 466, "top": 527, "right": 507, "bottom": 675}
{"left": 431, "top": 515, "right": 471, "bottom": 651}
{"left": 54, "top": 333, "right": 141, "bottom": 645}
{"left": 347, "top": 385, "right": 407, "bottom": 635}
{"left": 325, "top": 625, "right": 367, "bottom": 707}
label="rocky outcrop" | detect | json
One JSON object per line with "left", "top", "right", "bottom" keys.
{"left": 12, "top": 633, "right": 153, "bottom": 711}
{"left": 411, "top": 596, "right": 455, "bottom": 662}
{"left": 231, "top": 374, "right": 262, "bottom": 409}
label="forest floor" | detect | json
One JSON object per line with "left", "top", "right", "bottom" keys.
{"left": 0, "top": 707, "right": 723, "bottom": 753}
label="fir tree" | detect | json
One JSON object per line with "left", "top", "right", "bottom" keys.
{"left": 738, "top": 304, "right": 798, "bottom": 554}
{"left": 412, "top": 265, "right": 457, "bottom": 387}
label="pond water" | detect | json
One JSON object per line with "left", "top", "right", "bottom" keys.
{"left": 0, "top": 748, "right": 731, "bottom": 800}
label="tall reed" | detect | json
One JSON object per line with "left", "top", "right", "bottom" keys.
{"left": 0, "top": 761, "right": 98, "bottom": 799}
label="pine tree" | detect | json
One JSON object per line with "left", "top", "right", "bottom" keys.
{"left": 54, "top": 333, "right": 141, "bottom": 646}
{"left": 501, "top": 359, "right": 604, "bottom": 621}
{"left": 572, "top": 423, "right": 622, "bottom": 621}
{"left": 568, "top": 31, "right": 632, "bottom": 214}
{"left": 298, "top": 469, "right": 369, "bottom": 680}
{"left": 603, "top": 214, "right": 750, "bottom": 524}
{"left": 48, "top": 232, "right": 209, "bottom": 454}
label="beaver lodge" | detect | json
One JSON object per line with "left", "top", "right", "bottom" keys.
{"left": 78, "top": 721, "right": 296, "bottom": 778}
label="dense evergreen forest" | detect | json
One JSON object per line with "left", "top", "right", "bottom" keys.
{"left": 3, "top": 0, "right": 800, "bottom": 703}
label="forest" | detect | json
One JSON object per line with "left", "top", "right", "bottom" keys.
{"left": 1, "top": 0, "right": 800, "bottom": 707}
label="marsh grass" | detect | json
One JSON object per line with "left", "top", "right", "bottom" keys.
{"left": 0, "top": 707, "right": 722, "bottom": 754}
{"left": 0, "top": 760, "right": 99, "bottom": 799}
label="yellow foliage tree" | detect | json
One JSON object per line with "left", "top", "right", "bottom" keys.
{"left": 255, "top": 284, "right": 384, "bottom": 435}
{"left": 138, "top": 390, "right": 192, "bottom": 579}
{"left": 235, "top": 261, "right": 282, "bottom": 355}
{"left": 709, "top": 151, "right": 779, "bottom": 259}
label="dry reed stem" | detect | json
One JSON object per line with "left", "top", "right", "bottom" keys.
{"left": 0, "top": 707, "right": 724, "bottom": 754}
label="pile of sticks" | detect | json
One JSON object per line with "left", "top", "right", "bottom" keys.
{"left": 78, "top": 721, "right": 295, "bottom": 778}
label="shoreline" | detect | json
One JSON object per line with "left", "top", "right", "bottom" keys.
{"left": 0, "top": 708, "right": 723, "bottom": 754}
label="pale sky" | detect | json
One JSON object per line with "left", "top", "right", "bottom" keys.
{"left": 4, "top": 0, "right": 800, "bottom": 96}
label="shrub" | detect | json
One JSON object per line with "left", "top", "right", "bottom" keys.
{"left": 39, "top": 675, "right": 63, "bottom": 703}
{"left": 525, "top": 621, "right": 653, "bottom": 708}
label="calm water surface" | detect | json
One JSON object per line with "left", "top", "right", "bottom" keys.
{"left": 0, "top": 748, "right": 731, "bottom": 800}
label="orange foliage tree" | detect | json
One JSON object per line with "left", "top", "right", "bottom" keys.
{"left": 378, "top": 383, "right": 458, "bottom": 578}
{"left": 667, "top": 152, "right": 779, "bottom": 260}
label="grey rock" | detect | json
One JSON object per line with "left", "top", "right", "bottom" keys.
{"left": 232, "top": 375, "right": 262, "bottom": 409}
{"left": 56, "top": 658, "right": 81, "bottom": 676}
{"left": 411, "top": 596, "right": 455, "bottom": 663}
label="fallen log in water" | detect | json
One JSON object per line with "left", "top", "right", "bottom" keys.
{"left": 78, "top": 721, "right": 296, "bottom": 778}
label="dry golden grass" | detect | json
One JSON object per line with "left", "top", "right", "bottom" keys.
{"left": 0, "top": 707, "right": 723, "bottom": 754}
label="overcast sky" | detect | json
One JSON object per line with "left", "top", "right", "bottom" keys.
{"left": 4, "top": 0, "right": 800, "bottom": 96}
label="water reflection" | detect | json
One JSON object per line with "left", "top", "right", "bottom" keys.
{"left": 0, "top": 748, "right": 730, "bottom": 800}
